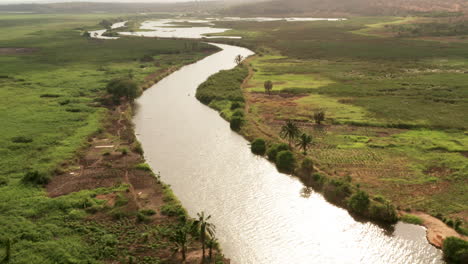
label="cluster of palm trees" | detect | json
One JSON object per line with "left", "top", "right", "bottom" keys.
{"left": 280, "top": 120, "right": 313, "bottom": 154}
{"left": 171, "top": 211, "right": 217, "bottom": 263}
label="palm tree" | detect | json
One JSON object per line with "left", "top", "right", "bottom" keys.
{"left": 234, "top": 55, "right": 244, "bottom": 65}
{"left": 280, "top": 120, "right": 301, "bottom": 148}
{"left": 206, "top": 236, "right": 218, "bottom": 262}
{"left": 192, "top": 212, "right": 216, "bottom": 263}
{"left": 296, "top": 133, "right": 313, "bottom": 154}
{"left": 1, "top": 239, "right": 11, "bottom": 264}
{"left": 264, "top": 80, "right": 273, "bottom": 95}
{"left": 170, "top": 225, "right": 191, "bottom": 262}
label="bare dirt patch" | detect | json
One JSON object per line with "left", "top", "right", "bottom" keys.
{"left": 0, "top": 47, "right": 38, "bottom": 55}
{"left": 412, "top": 211, "right": 468, "bottom": 248}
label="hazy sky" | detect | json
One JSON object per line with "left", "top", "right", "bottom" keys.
{"left": 1, "top": 0, "right": 196, "bottom": 3}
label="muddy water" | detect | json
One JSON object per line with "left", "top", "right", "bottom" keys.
{"left": 133, "top": 43, "right": 443, "bottom": 264}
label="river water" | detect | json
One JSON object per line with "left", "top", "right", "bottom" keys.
{"left": 133, "top": 42, "right": 443, "bottom": 263}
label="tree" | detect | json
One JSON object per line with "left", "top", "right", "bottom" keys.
{"left": 1, "top": 239, "right": 11, "bottom": 264}
{"left": 348, "top": 190, "right": 370, "bottom": 215}
{"left": 106, "top": 78, "right": 142, "bottom": 104}
{"left": 170, "top": 225, "right": 191, "bottom": 262}
{"left": 313, "top": 110, "right": 326, "bottom": 125}
{"left": 251, "top": 138, "right": 266, "bottom": 155}
{"left": 296, "top": 133, "right": 313, "bottom": 154}
{"left": 280, "top": 120, "right": 301, "bottom": 148}
{"left": 264, "top": 80, "right": 273, "bottom": 95}
{"left": 192, "top": 212, "right": 216, "bottom": 262}
{"left": 442, "top": 236, "right": 468, "bottom": 264}
{"left": 234, "top": 55, "right": 244, "bottom": 65}
{"left": 276, "top": 150, "right": 296, "bottom": 173}
{"left": 99, "top": 19, "right": 113, "bottom": 29}
{"left": 230, "top": 116, "right": 243, "bottom": 131}
{"left": 206, "top": 236, "right": 218, "bottom": 261}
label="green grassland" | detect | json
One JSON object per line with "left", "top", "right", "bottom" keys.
{"left": 209, "top": 17, "right": 468, "bottom": 221}
{"left": 0, "top": 14, "right": 216, "bottom": 263}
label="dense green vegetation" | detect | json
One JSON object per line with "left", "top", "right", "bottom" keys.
{"left": 401, "top": 214, "right": 424, "bottom": 225}
{"left": 0, "top": 14, "right": 216, "bottom": 263}
{"left": 442, "top": 237, "right": 468, "bottom": 264}
{"left": 196, "top": 65, "right": 248, "bottom": 121}
{"left": 251, "top": 138, "right": 267, "bottom": 155}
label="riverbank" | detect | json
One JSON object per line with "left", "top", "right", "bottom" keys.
{"left": 47, "top": 98, "right": 229, "bottom": 263}
{"left": 193, "top": 51, "right": 465, "bottom": 255}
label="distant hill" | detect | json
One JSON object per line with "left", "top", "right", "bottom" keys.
{"left": 222, "top": 0, "right": 468, "bottom": 17}
{"left": 0, "top": 1, "right": 224, "bottom": 14}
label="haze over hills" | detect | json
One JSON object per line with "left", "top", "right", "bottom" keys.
{"left": 223, "top": 0, "right": 468, "bottom": 17}
{"left": 0, "top": 0, "right": 263, "bottom": 13}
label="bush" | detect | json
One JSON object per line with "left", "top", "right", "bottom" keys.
{"left": 251, "top": 138, "right": 266, "bottom": 155}
{"left": 230, "top": 101, "right": 241, "bottom": 110}
{"left": 232, "top": 109, "right": 244, "bottom": 117}
{"left": 401, "top": 214, "right": 423, "bottom": 225}
{"left": 106, "top": 78, "right": 141, "bottom": 103}
{"left": 276, "top": 150, "right": 296, "bottom": 173}
{"left": 301, "top": 158, "right": 314, "bottom": 176}
{"left": 313, "top": 110, "right": 326, "bottom": 125}
{"left": 368, "top": 199, "right": 398, "bottom": 223}
{"left": 230, "top": 116, "right": 243, "bottom": 131}
{"left": 0, "top": 176, "right": 9, "bottom": 187}
{"left": 22, "top": 170, "right": 50, "bottom": 185}
{"left": 348, "top": 190, "right": 370, "bottom": 215}
{"left": 135, "top": 163, "right": 152, "bottom": 171}
{"left": 442, "top": 237, "right": 468, "bottom": 264}
{"left": 323, "top": 179, "right": 352, "bottom": 205}
{"left": 11, "top": 136, "right": 33, "bottom": 143}
{"left": 266, "top": 143, "right": 289, "bottom": 161}
{"left": 133, "top": 141, "right": 144, "bottom": 155}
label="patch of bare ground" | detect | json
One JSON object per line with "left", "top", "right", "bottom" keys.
{"left": 411, "top": 211, "right": 468, "bottom": 248}
{"left": 47, "top": 100, "right": 229, "bottom": 263}
{"left": 0, "top": 47, "right": 38, "bottom": 55}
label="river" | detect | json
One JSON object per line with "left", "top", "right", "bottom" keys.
{"left": 133, "top": 42, "right": 443, "bottom": 263}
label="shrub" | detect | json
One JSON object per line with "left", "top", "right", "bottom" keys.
{"left": 313, "top": 110, "right": 326, "bottom": 125}
{"left": 140, "top": 55, "right": 154, "bottom": 62}
{"left": 161, "top": 204, "right": 186, "bottom": 218}
{"left": 0, "top": 176, "right": 9, "bottom": 187}
{"left": 232, "top": 109, "right": 244, "bottom": 117}
{"left": 139, "top": 209, "right": 156, "bottom": 216}
{"left": 251, "top": 138, "right": 266, "bottom": 155}
{"left": 133, "top": 141, "right": 144, "bottom": 155}
{"left": 22, "top": 170, "right": 50, "bottom": 185}
{"left": 137, "top": 212, "right": 151, "bottom": 223}
{"left": 311, "top": 173, "right": 327, "bottom": 190}
{"left": 11, "top": 136, "right": 33, "bottom": 143}
{"left": 276, "top": 151, "right": 296, "bottom": 173}
{"left": 301, "top": 158, "right": 314, "bottom": 176}
{"left": 442, "top": 237, "right": 468, "bottom": 264}
{"left": 368, "top": 199, "right": 398, "bottom": 223}
{"left": 323, "top": 179, "right": 352, "bottom": 205}
{"left": 135, "top": 163, "right": 152, "bottom": 171}
{"left": 230, "top": 116, "right": 243, "bottom": 131}
{"left": 114, "top": 193, "right": 129, "bottom": 207}
{"left": 230, "top": 101, "right": 241, "bottom": 110}
{"left": 348, "top": 190, "right": 370, "bottom": 215}
{"left": 266, "top": 143, "right": 289, "bottom": 161}
{"left": 106, "top": 78, "right": 142, "bottom": 103}
{"left": 401, "top": 214, "right": 423, "bottom": 225}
